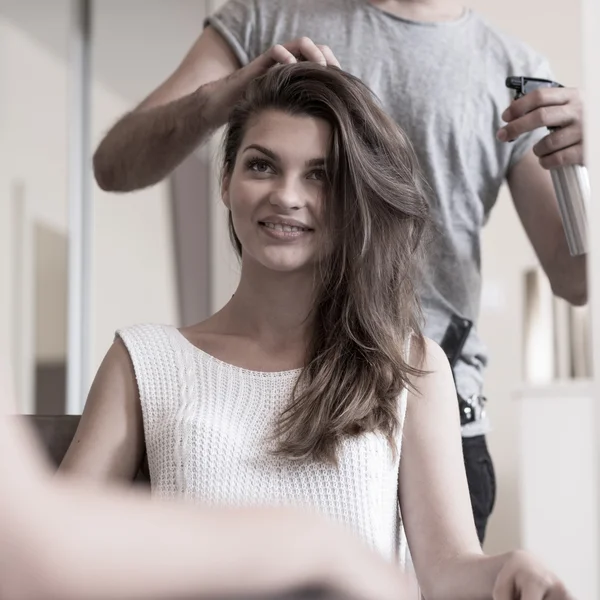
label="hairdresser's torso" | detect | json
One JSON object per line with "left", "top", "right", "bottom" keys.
{"left": 208, "top": 0, "right": 550, "bottom": 418}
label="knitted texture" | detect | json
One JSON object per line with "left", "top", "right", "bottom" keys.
{"left": 118, "top": 323, "right": 409, "bottom": 562}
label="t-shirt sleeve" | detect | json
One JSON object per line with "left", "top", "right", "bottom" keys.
{"left": 508, "top": 56, "right": 556, "bottom": 170}
{"left": 204, "top": 0, "right": 261, "bottom": 67}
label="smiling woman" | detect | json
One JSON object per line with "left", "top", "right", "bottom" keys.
{"left": 59, "top": 62, "right": 432, "bottom": 560}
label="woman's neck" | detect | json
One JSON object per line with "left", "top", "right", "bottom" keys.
{"left": 219, "top": 262, "right": 317, "bottom": 351}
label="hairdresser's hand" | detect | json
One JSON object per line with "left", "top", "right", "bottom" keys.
{"left": 258, "top": 37, "right": 341, "bottom": 69}
{"left": 210, "top": 38, "right": 340, "bottom": 124}
{"left": 497, "top": 87, "right": 584, "bottom": 169}
{"left": 493, "top": 551, "right": 575, "bottom": 600}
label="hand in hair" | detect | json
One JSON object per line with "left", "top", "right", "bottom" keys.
{"left": 256, "top": 37, "right": 341, "bottom": 69}
{"left": 93, "top": 27, "right": 341, "bottom": 193}
{"left": 206, "top": 38, "right": 341, "bottom": 127}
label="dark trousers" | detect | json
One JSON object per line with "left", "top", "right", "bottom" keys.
{"left": 462, "top": 434, "right": 496, "bottom": 544}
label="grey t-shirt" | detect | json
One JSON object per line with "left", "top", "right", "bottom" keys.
{"left": 206, "top": 0, "right": 551, "bottom": 435}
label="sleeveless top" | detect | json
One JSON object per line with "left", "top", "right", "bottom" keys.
{"left": 118, "top": 323, "right": 410, "bottom": 563}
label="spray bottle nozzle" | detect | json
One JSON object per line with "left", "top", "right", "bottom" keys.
{"left": 505, "top": 76, "right": 526, "bottom": 93}
{"left": 505, "top": 76, "right": 563, "bottom": 99}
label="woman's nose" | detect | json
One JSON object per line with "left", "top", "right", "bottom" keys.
{"left": 268, "top": 178, "right": 306, "bottom": 211}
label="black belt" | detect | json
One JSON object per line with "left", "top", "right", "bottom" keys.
{"left": 439, "top": 314, "right": 486, "bottom": 426}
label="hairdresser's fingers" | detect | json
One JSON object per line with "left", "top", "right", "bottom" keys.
{"left": 497, "top": 103, "right": 578, "bottom": 141}
{"left": 533, "top": 125, "right": 582, "bottom": 158}
{"left": 539, "top": 144, "right": 584, "bottom": 170}
{"left": 267, "top": 38, "right": 337, "bottom": 68}
{"left": 316, "top": 44, "right": 341, "bottom": 68}
{"left": 498, "top": 86, "right": 583, "bottom": 143}
{"left": 279, "top": 36, "right": 326, "bottom": 66}
{"left": 502, "top": 86, "right": 575, "bottom": 122}
{"left": 296, "top": 37, "right": 328, "bottom": 65}
{"left": 268, "top": 44, "right": 298, "bottom": 65}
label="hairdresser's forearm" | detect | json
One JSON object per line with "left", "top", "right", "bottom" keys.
{"left": 548, "top": 245, "right": 587, "bottom": 306}
{"left": 11, "top": 485, "right": 333, "bottom": 600}
{"left": 93, "top": 65, "right": 261, "bottom": 193}
{"left": 93, "top": 82, "right": 222, "bottom": 193}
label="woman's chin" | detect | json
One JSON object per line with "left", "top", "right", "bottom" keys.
{"left": 258, "top": 252, "right": 316, "bottom": 273}
{"left": 240, "top": 245, "right": 318, "bottom": 274}
{"left": 261, "top": 260, "right": 314, "bottom": 273}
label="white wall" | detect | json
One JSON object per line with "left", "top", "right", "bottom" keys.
{"left": 0, "top": 1, "right": 182, "bottom": 411}
{"left": 0, "top": 8, "right": 71, "bottom": 409}
{"left": 92, "top": 0, "right": 207, "bottom": 376}
{"left": 91, "top": 91, "right": 179, "bottom": 380}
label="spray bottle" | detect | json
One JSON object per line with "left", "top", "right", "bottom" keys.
{"left": 506, "top": 76, "right": 589, "bottom": 256}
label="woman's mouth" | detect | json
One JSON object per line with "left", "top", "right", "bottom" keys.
{"left": 258, "top": 221, "right": 314, "bottom": 239}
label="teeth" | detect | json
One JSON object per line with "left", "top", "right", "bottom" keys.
{"left": 262, "top": 222, "right": 308, "bottom": 233}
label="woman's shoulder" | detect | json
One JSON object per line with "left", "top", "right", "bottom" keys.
{"left": 113, "top": 323, "right": 182, "bottom": 365}
{"left": 116, "top": 322, "right": 176, "bottom": 339}
{"left": 406, "top": 335, "right": 455, "bottom": 405}
{"left": 407, "top": 334, "right": 448, "bottom": 371}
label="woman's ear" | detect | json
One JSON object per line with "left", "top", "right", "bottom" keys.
{"left": 221, "top": 173, "right": 231, "bottom": 209}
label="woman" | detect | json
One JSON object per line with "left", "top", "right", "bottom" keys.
{"left": 62, "top": 63, "right": 572, "bottom": 599}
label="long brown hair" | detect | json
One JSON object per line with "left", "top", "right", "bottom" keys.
{"left": 222, "top": 63, "right": 430, "bottom": 463}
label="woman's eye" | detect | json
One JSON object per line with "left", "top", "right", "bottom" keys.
{"left": 248, "top": 159, "right": 273, "bottom": 174}
{"left": 308, "top": 169, "right": 326, "bottom": 181}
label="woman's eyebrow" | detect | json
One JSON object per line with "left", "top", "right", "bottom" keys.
{"left": 243, "top": 144, "right": 278, "bottom": 160}
{"left": 243, "top": 144, "right": 325, "bottom": 167}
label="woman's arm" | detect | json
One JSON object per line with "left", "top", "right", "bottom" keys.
{"left": 399, "top": 338, "right": 486, "bottom": 599}
{"left": 400, "top": 338, "right": 571, "bottom": 600}
{"left": 2, "top": 479, "right": 345, "bottom": 600}
{"left": 58, "top": 338, "right": 145, "bottom": 482}
{"left": 0, "top": 366, "right": 412, "bottom": 600}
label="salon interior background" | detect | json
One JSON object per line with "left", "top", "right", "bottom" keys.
{"left": 0, "top": 0, "right": 584, "bottom": 557}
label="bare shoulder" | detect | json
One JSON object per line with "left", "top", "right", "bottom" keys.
{"left": 81, "top": 336, "right": 140, "bottom": 417}
{"left": 104, "top": 335, "right": 135, "bottom": 368}
{"left": 406, "top": 335, "right": 455, "bottom": 406}
{"left": 58, "top": 337, "right": 144, "bottom": 481}
{"left": 420, "top": 336, "right": 450, "bottom": 370}
{"left": 84, "top": 336, "right": 139, "bottom": 398}
{"left": 408, "top": 335, "right": 450, "bottom": 374}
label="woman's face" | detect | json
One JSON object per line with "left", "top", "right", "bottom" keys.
{"left": 223, "top": 109, "right": 331, "bottom": 274}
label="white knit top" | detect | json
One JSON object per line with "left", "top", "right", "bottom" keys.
{"left": 118, "top": 323, "right": 409, "bottom": 563}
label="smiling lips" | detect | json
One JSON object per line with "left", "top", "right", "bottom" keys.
{"left": 258, "top": 219, "right": 314, "bottom": 239}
